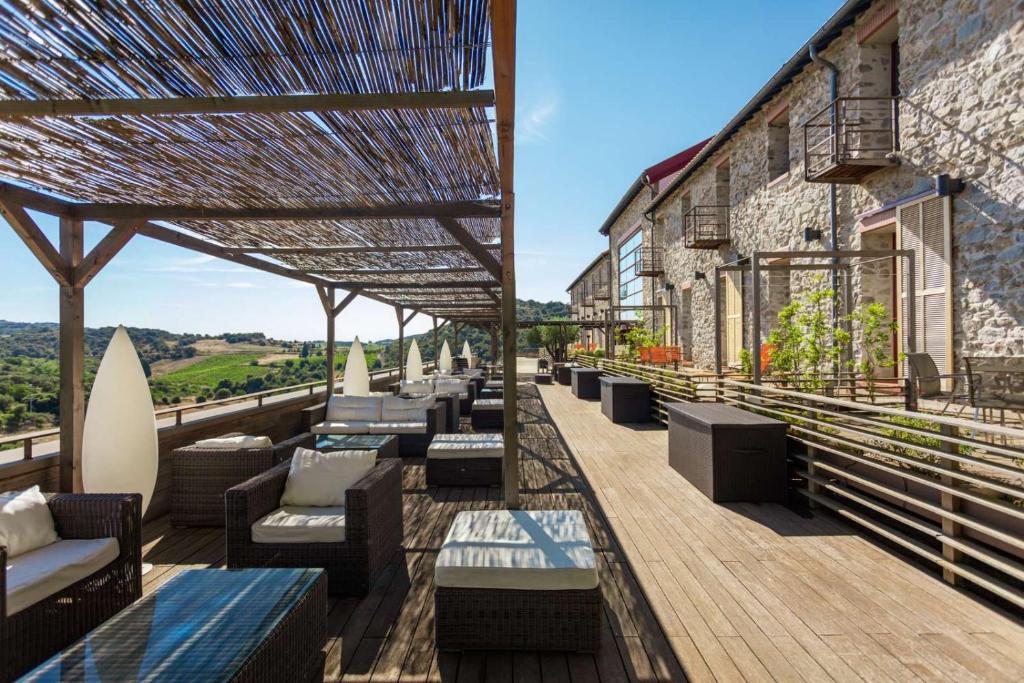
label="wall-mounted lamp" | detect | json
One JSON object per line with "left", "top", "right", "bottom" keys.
{"left": 935, "top": 174, "right": 965, "bottom": 197}
{"left": 804, "top": 227, "right": 823, "bottom": 242}
{"left": 663, "top": 282, "right": 675, "bottom": 292}
{"left": 694, "top": 271, "right": 706, "bottom": 281}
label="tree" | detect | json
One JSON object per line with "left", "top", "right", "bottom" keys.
{"left": 525, "top": 320, "right": 579, "bottom": 363}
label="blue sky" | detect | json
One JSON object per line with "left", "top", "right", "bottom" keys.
{"left": 0, "top": 1, "right": 839, "bottom": 342}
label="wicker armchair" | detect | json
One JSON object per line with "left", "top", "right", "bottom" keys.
{"left": 1, "top": 493, "right": 142, "bottom": 681}
{"left": 225, "top": 458, "right": 403, "bottom": 596}
{"left": 172, "top": 431, "right": 315, "bottom": 527}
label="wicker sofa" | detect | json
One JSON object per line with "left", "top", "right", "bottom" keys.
{"left": 171, "top": 432, "right": 316, "bottom": 527}
{"left": 302, "top": 395, "right": 444, "bottom": 457}
{"left": 225, "top": 458, "right": 403, "bottom": 596}
{"left": 1, "top": 493, "right": 142, "bottom": 681}
{"left": 398, "top": 378, "right": 478, "bottom": 415}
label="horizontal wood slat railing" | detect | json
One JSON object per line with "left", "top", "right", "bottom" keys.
{"left": 572, "top": 354, "right": 1024, "bottom": 609}
{"left": 0, "top": 362, "right": 435, "bottom": 460}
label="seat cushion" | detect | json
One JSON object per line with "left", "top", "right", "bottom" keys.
{"left": 0, "top": 485, "right": 59, "bottom": 558}
{"left": 435, "top": 510, "right": 598, "bottom": 591}
{"left": 251, "top": 506, "right": 346, "bottom": 544}
{"left": 381, "top": 395, "right": 433, "bottom": 422}
{"left": 473, "top": 399, "right": 504, "bottom": 411}
{"left": 280, "top": 447, "right": 377, "bottom": 507}
{"left": 193, "top": 435, "right": 272, "bottom": 450}
{"left": 5, "top": 538, "right": 119, "bottom": 616}
{"left": 311, "top": 420, "right": 374, "bottom": 435}
{"left": 325, "top": 395, "right": 382, "bottom": 422}
{"left": 427, "top": 434, "right": 504, "bottom": 459}
{"left": 367, "top": 421, "right": 428, "bottom": 435}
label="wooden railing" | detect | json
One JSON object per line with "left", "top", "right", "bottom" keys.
{"left": 573, "top": 355, "right": 1024, "bottom": 608}
{"left": 0, "top": 362, "right": 429, "bottom": 461}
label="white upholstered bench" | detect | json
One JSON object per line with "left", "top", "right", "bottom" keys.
{"left": 433, "top": 509, "right": 601, "bottom": 652}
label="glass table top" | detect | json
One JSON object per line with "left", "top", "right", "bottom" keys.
{"left": 22, "top": 568, "right": 321, "bottom": 682}
{"left": 315, "top": 433, "right": 397, "bottom": 449}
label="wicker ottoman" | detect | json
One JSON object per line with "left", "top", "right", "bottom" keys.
{"left": 534, "top": 373, "right": 552, "bottom": 385}
{"left": 556, "top": 364, "right": 576, "bottom": 385}
{"left": 571, "top": 368, "right": 602, "bottom": 399}
{"left": 426, "top": 434, "right": 503, "bottom": 486}
{"left": 600, "top": 376, "right": 651, "bottom": 423}
{"left": 434, "top": 510, "right": 601, "bottom": 652}
{"left": 471, "top": 399, "right": 504, "bottom": 430}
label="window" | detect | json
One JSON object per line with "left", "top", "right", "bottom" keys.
{"left": 767, "top": 107, "right": 790, "bottom": 182}
{"left": 715, "top": 159, "right": 731, "bottom": 206}
{"left": 618, "top": 229, "right": 643, "bottom": 320}
{"left": 678, "top": 192, "right": 691, "bottom": 239}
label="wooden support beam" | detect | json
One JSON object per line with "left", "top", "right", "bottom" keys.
{"left": 0, "top": 89, "right": 496, "bottom": 118}
{"left": 309, "top": 266, "right": 485, "bottom": 276}
{"left": 59, "top": 217, "right": 84, "bottom": 492}
{"left": 483, "top": 288, "right": 501, "bottom": 305}
{"left": 493, "top": 0, "right": 519, "bottom": 508}
{"left": 395, "top": 306, "right": 406, "bottom": 382}
{"left": 316, "top": 285, "right": 332, "bottom": 316}
{"left": 340, "top": 280, "right": 499, "bottom": 290}
{"left": 233, "top": 244, "right": 501, "bottom": 256}
{"left": 334, "top": 289, "right": 360, "bottom": 318}
{"left": 432, "top": 317, "right": 440, "bottom": 364}
{"left": 0, "top": 198, "right": 71, "bottom": 286}
{"left": 0, "top": 181, "right": 74, "bottom": 215}
{"left": 435, "top": 216, "right": 503, "bottom": 280}
{"left": 78, "top": 200, "right": 502, "bottom": 222}
{"left": 74, "top": 220, "right": 144, "bottom": 287}
{"left": 403, "top": 310, "right": 418, "bottom": 326}
{"left": 324, "top": 287, "right": 337, "bottom": 396}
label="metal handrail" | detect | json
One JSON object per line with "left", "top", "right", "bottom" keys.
{"left": 682, "top": 205, "right": 730, "bottom": 246}
{"left": 803, "top": 96, "right": 899, "bottom": 177}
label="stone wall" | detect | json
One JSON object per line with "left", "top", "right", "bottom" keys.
{"left": 644, "top": 0, "right": 1024, "bottom": 370}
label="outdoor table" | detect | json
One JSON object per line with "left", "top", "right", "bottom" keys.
{"left": 571, "top": 367, "right": 602, "bottom": 399}
{"left": 600, "top": 376, "right": 651, "bottom": 423}
{"left": 22, "top": 568, "right": 327, "bottom": 682}
{"left": 471, "top": 399, "right": 504, "bottom": 430}
{"left": 665, "top": 403, "right": 787, "bottom": 503}
{"left": 556, "top": 364, "right": 577, "bottom": 385}
{"left": 426, "top": 433, "right": 503, "bottom": 486}
{"left": 316, "top": 433, "right": 400, "bottom": 459}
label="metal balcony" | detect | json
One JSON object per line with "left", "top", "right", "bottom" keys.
{"left": 682, "top": 205, "right": 730, "bottom": 249}
{"left": 591, "top": 281, "right": 611, "bottom": 300}
{"left": 634, "top": 248, "right": 664, "bottom": 277}
{"left": 803, "top": 96, "right": 900, "bottom": 183}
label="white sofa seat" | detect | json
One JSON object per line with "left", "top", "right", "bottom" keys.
{"left": 367, "top": 421, "right": 428, "bottom": 435}
{"left": 5, "top": 538, "right": 120, "bottom": 616}
{"left": 434, "top": 510, "right": 598, "bottom": 591}
{"left": 251, "top": 506, "right": 347, "bottom": 544}
{"left": 427, "top": 434, "right": 504, "bottom": 459}
{"left": 311, "top": 420, "right": 375, "bottom": 435}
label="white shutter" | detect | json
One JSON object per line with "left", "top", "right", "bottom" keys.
{"left": 897, "top": 195, "right": 953, "bottom": 378}
{"left": 725, "top": 271, "right": 743, "bottom": 367}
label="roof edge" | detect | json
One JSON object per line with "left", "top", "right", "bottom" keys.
{"left": 566, "top": 249, "right": 611, "bottom": 291}
{"left": 598, "top": 176, "right": 645, "bottom": 236}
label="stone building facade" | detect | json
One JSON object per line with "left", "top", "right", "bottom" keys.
{"left": 566, "top": 250, "right": 611, "bottom": 351}
{"left": 593, "top": 0, "right": 1022, "bottom": 375}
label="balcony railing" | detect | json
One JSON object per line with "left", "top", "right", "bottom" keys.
{"left": 591, "top": 281, "right": 610, "bottom": 300}
{"left": 682, "top": 205, "right": 730, "bottom": 248}
{"left": 803, "top": 96, "right": 900, "bottom": 183}
{"left": 634, "top": 247, "right": 664, "bottom": 276}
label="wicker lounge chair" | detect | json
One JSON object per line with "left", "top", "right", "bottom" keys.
{"left": 225, "top": 458, "right": 403, "bottom": 596}
{"left": 171, "top": 432, "right": 315, "bottom": 527}
{"left": 2, "top": 493, "right": 142, "bottom": 681}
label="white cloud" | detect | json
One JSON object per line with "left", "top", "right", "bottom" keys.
{"left": 519, "top": 93, "right": 559, "bottom": 143}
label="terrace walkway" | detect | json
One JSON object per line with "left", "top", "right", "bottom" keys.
{"left": 540, "top": 383, "right": 1024, "bottom": 682}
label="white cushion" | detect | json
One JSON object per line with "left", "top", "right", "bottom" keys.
{"left": 193, "top": 435, "right": 272, "bottom": 450}
{"left": 5, "top": 538, "right": 119, "bottom": 615}
{"left": 433, "top": 379, "right": 469, "bottom": 396}
{"left": 428, "top": 434, "right": 504, "bottom": 459}
{"left": 400, "top": 380, "right": 435, "bottom": 396}
{"left": 473, "top": 399, "right": 504, "bottom": 410}
{"left": 381, "top": 395, "right": 433, "bottom": 422}
{"left": 435, "top": 510, "right": 598, "bottom": 591}
{"left": 367, "top": 421, "right": 428, "bottom": 435}
{"left": 326, "top": 395, "right": 382, "bottom": 422}
{"left": 280, "top": 447, "right": 377, "bottom": 507}
{"left": 251, "top": 506, "right": 346, "bottom": 544}
{"left": 311, "top": 420, "right": 374, "bottom": 435}
{"left": 0, "top": 486, "right": 59, "bottom": 558}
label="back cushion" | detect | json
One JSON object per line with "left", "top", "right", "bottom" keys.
{"left": 400, "top": 380, "right": 435, "bottom": 396}
{"left": 280, "top": 448, "right": 377, "bottom": 507}
{"left": 381, "top": 395, "right": 434, "bottom": 422}
{"left": 326, "top": 395, "right": 382, "bottom": 422}
{"left": 433, "top": 379, "right": 467, "bottom": 395}
{"left": 0, "top": 485, "right": 60, "bottom": 557}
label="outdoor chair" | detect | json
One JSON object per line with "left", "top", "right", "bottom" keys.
{"left": 650, "top": 347, "right": 668, "bottom": 366}
{"left": 302, "top": 395, "right": 444, "bottom": 456}
{"left": 962, "top": 356, "right": 1024, "bottom": 425}
{"left": 225, "top": 457, "right": 403, "bottom": 596}
{"left": 2, "top": 491, "right": 142, "bottom": 681}
{"left": 906, "top": 352, "right": 974, "bottom": 412}
{"left": 638, "top": 347, "right": 651, "bottom": 364}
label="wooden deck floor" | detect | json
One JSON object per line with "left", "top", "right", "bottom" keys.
{"left": 141, "top": 383, "right": 684, "bottom": 682}
{"left": 539, "top": 383, "right": 1024, "bottom": 682}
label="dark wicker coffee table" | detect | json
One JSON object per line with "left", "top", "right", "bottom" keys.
{"left": 571, "top": 368, "right": 602, "bottom": 399}
{"left": 471, "top": 399, "right": 504, "bottom": 430}
{"left": 426, "top": 434, "right": 504, "bottom": 486}
{"left": 600, "top": 376, "right": 651, "bottom": 423}
{"left": 535, "top": 373, "right": 552, "bottom": 385}
{"left": 316, "top": 433, "right": 400, "bottom": 459}
{"left": 22, "top": 568, "right": 328, "bottom": 682}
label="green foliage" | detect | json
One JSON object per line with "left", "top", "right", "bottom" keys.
{"left": 848, "top": 301, "right": 903, "bottom": 399}
{"left": 525, "top": 319, "right": 579, "bottom": 363}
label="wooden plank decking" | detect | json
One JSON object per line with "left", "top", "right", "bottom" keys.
{"left": 539, "top": 382, "right": 1024, "bottom": 682}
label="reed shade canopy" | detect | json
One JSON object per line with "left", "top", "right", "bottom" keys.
{"left": 0, "top": 0, "right": 504, "bottom": 320}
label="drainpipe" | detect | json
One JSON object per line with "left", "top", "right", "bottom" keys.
{"left": 809, "top": 43, "right": 841, "bottom": 331}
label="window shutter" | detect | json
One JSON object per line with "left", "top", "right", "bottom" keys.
{"left": 725, "top": 271, "right": 743, "bottom": 367}
{"left": 897, "top": 195, "right": 953, "bottom": 379}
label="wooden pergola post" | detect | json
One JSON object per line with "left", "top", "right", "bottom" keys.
{"left": 489, "top": 325, "right": 499, "bottom": 363}
{"left": 432, "top": 316, "right": 439, "bottom": 366}
{"left": 324, "top": 287, "right": 336, "bottom": 394}
{"left": 59, "top": 217, "right": 84, "bottom": 492}
{"left": 493, "top": 0, "right": 519, "bottom": 508}
{"left": 395, "top": 306, "right": 405, "bottom": 381}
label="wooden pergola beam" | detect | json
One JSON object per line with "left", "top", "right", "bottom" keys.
{"left": 75, "top": 200, "right": 502, "bottom": 222}
{"left": 232, "top": 244, "right": 501, "bottom": 255}
{"left": 435, "top": 216, "right": 503, "bottom": 280}
{"left": 341, "top": 279, "right": 499, "bottom": 290}
{"left": 0, "top": 198, "right": 71, "bottom": 286}
{"left": 75, "top": 220, "right": 144, "bottom": 287}
{"left": 0, "top": 89, "right": 496, "bottom": 118}
{"left": 308, "top": 266, "right": 485, "bottom": 276}
{"left": 483, "top": 288, "right": 501, "bottom": 305}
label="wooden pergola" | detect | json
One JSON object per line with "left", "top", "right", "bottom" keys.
{"left": 0, "top": 0, "right": 521, "bottom": 506}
